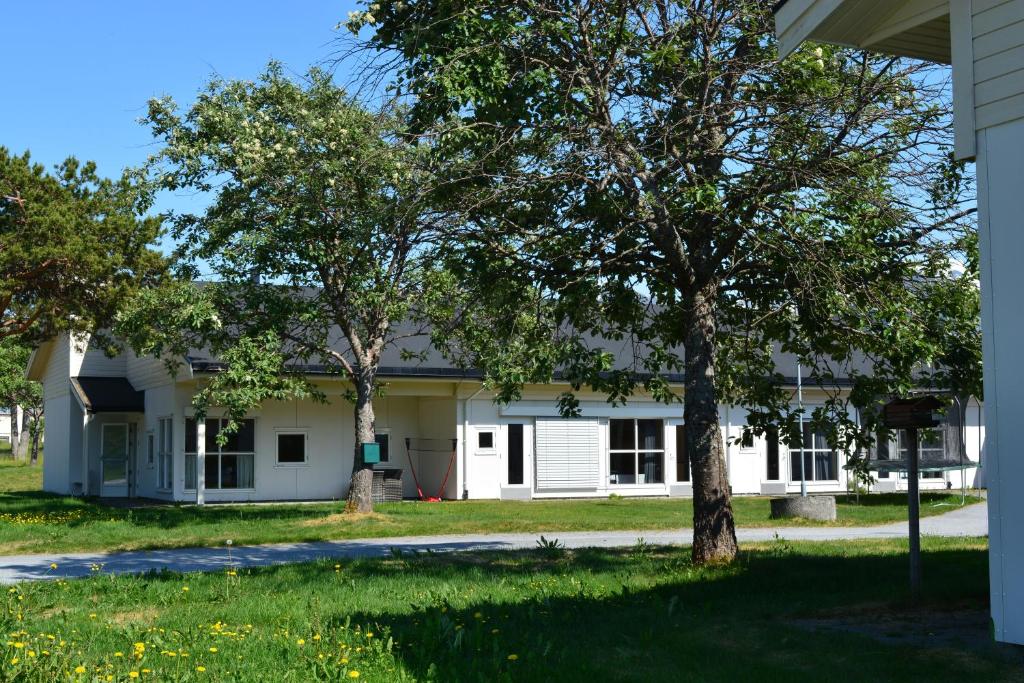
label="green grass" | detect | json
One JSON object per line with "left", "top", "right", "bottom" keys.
{"left": 0, "top": 459, "right": 983, "bottom": 556}
{"left": 2, "top": 538, "right": 1020, "bottom": 681}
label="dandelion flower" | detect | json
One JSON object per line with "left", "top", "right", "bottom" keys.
{"left": 296, "top": 639, "right": 305, "bottom": 646}
{"left": 196, "top": 666, "right": 206, "bottom": 672}
{"left": 129, "top": 672, "right": 139, "bottom": 679}
{"left": 508, "top": 654, "right": 519, "bottom": 661}
{"left": 49, "top": 563, "right": 58, "bottom": 570}
{"left": 75, "top": 665, "right": 87, "bottom": 673}
{"left": 348, "top": 672, "right": 360, "bottom": 679}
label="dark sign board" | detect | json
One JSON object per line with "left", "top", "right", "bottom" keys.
{"left": 882, "top": 396, "right": 944, "bottom": 429}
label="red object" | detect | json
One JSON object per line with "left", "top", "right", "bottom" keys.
{"left": 404, "top": 442, "right": 457, "bottom": 502}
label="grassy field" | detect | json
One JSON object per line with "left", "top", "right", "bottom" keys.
{"left": 1, "top": 538, "right": 1019, "bottom": 681}
{"left": 0, "top": 458, "right": 982, "bottom": 556}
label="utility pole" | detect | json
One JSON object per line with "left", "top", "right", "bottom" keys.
{"left": 907, "top": 427, "right": 921, "bottom": 597}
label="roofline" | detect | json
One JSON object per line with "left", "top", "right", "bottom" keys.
{"left": 26, "top": 339, "right": 55, "bottom": 382}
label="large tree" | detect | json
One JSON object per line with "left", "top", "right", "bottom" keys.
{"left": 121, "top": 64, "right": 456, "bottom": 511}
{"left": 355, "top": 1, "right": 979, "bottom": 562}
{"left": 0, "top": 148, "right": 163, "bottom": 345}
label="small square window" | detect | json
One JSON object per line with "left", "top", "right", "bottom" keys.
{"left": 741, "top": 430, "right": 755, "bottom": 449}
{"left": 277, "top": 433, "right": 306, "bottom": 464}
{"left": 478, "top": 431, "right": 495, "bottom": 450}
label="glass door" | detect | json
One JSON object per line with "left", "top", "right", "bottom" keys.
{"left": 100, "top": 423, "right": 130, "bottom": 497}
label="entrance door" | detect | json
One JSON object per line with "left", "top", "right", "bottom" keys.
{"left": 502, "top": 422, "right": 532, "bottom": 498}
{"left": 100, "top": 423, "right": 130, "bottom": 497}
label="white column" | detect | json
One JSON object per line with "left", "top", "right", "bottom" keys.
{"left": 196, "top": 418, "right": 206, "bottom": 506}
{"left": 977, "top": 119, "right": 1024, "bottom": 645}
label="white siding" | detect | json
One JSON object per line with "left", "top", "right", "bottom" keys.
{"left": 535, "top": 418, "right": 600, "bottom": 490}
{"left": 127, "top": 351, "right": 176, "bottom": 391}
{"left": 974, "top": 0, "right": 1024, "bottom": 130}
{"left": 42, "top": 335, "right": 71, "bottom": 401}
{"left": 70, "top": 335, "right": 127, "bottom": 378}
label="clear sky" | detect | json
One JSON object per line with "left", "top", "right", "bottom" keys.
{"left": 2, "top": 1, "right": 362, "bottom": 241}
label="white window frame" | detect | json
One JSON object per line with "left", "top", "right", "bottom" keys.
{"left": 789, "top": 417, "right": 839, "bottom": 483}
{"left": 373, "top": 429, "right": 392, "bottom": 466}
{"left": 146, "top": 430, "right": 155, "bottom": 468}
{"left": 157, "top": 416, "right": 174, "bottom": 491}
{"left": 184, "top": 417, "right": 257, "bottom": 491}
{"left": 739, "top": 427, "right": 757, "bottom": 452}
{"left": 275, "top": 429, "right": 309, "bottom": 467}
{"left": 608, "top": 418, "right": 666, "bottom": 486}
{"left": 475, "top": 427, "right": 497, "bottom": 454}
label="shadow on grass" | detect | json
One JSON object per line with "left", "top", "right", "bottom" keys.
{"left": 230, "top": 543, "right": 1012, "bottom": 682}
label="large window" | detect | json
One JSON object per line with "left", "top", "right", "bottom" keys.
{"left": 790, "top": 421, "right": 838, "bottom": 482}
{"left": 185, "top": 418, "right": 255, "bottom": 490}
{"left": 609, "top": 419, "right": 664, "bottom": 485}
{"left": 897, "top": 429, "right": 944, "bottom": 480}
{"left": 157, "top": 417, "right": 173, "bottom": 490}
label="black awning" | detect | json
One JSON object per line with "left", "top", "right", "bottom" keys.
{"left": 71, "top": 377, "right": 144, "bottom": 413}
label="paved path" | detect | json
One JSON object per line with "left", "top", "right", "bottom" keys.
{"left": 0, "top": 501, "right": 987, "bottom": 584}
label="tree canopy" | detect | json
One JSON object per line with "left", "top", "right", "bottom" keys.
{"left": 0, "top": 148, "right": 164, "bottom": 346}
{"left": 120, "top": 63, "right": 458, "bottom": 511}
{"left": 355, "top": 0, "right": 981, "bottom": 562}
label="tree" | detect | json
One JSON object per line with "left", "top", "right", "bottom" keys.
{"left": 0, "top": 148, "right": 164, "bottom": 346}
{"left": 0, "top": 340, "right": 43, "bottom": 464}
{"left": 122, "top": 64, "right": 457, "bottom": 512}
{"left": 356, "top": 1, "right": 979, "bottom": 562}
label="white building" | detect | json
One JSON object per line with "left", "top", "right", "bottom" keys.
{"left": 774, "top": 0, "right": 1024, "bottom": 646}
{"left": 26, "top": 332, "right": 982, "bottom": 503}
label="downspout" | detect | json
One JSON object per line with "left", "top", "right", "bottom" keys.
{"left": 462, "top": 385, "right": 485, "bottom": 500}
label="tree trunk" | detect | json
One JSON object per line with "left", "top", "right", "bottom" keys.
{"left": 9, "top": 405, "right": 19, "bottom": 459}
{"left": 29, "top": 413, "right": 41, "bottom": 465}
{"left": 13, "top": 407, "right": 30, "bottom": 461}
{"left": 684, "top": 285, "right": 738, "bottom": 565}
{"left": 346, "top": 372, "right": 376, "bottom": 513}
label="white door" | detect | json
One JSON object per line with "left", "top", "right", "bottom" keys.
{"left": 469, "top": 426, "right": 502, "bottom": 499}
{"left": 501, "top": 422, "right": 532, "bottom": 494}
{"left": 100, "top": 423, "right": 130, "bottom": 497}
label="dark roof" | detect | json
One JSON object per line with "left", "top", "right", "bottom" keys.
{"left": 71, "top": 377, "right": 145, "bottom": 413}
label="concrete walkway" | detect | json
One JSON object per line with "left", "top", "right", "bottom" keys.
{"left": 0, "top": 500, "right": 987, "bottom": 584}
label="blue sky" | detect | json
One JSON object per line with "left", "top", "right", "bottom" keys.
{"left": 2, "top": 1, "right": 362, "bottom": 243}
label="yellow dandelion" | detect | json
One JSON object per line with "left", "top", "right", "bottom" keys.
{"left": 9, "top": 657, "right": 17, "bottom": 665}
{"left": 49, "top": 563, "right": 58, "bottom": 570}
{"left": 348, "top": 672, "right": 360, "bottom": 679}
{"left": 197, "top": 666, "right": 206, "bottom": 672}
{"left": 115, "top": 652, "right": 124, "bottom": 657}
{"left": 209, "top": 647, "right": 217, "bottom": 652}
{"left": 182, "top": 586, "right": 189, "bottom": 592}
{"left": 296, "top": 638, "right": 305, "bottom": 646}
{"left": 12, "top": 642, "right": 24, "bottom": 649}
{"left": 75, "top": 665, "right": 87, "bottom": 673}
{"left": 129, "top": 672, "right": 139, "bottom": 679}
{"left": 507, "top": 654, "right": 519, "bottom": 661}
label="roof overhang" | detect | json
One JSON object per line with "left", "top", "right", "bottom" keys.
{"left": 71, "top": 377, "right": 145, "bottom": 414}
{"left": 26, "top": 340, "right": 54, "bottom": 382}
{"left": 774, "top": 0, "right": 951, "bottom": 63}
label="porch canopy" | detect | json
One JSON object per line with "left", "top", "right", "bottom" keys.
{"left": 71, "top": 377, "right": 144, "bottom": 414}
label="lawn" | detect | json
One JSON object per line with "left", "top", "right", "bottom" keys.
{"left": 0, "top": 459, "right": 982, "bottom": 556}
{"left": 2, "top": 538, "right": 1020, "bottom": 681}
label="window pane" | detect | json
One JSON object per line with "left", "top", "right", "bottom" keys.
{"left": 185, "top": 419, "right": 197, "bottom": 453}
{"left": 813, "top": 430, "right": 828, "bottom": 451}
{"left": 815, "top": 451, "right": 837, "bottom": 481}
{"left": 508, "top": 424, "right": 524, "bottom": 485}
{"left": 676, "top": 425, "right": 690, "bottom": 483}
{"left": 220, "top": 454, "right": 239, "bottom": 488}
{"left": 238, "top": 454, "right": 254, "bottom": 488}
{"left": 766, "top": 428, "right": 779, "bottom": 480}
{"left": 222, "top": 419, "right": 255, "bottom": 452}
{"left": 102, "top": 425, "right": 128, "bottom": 459}
{"left": 278, "top": 434, "right": 306, "bottom": 463}
{"left": 103, "top": 459, "right": 127, "bottom": 485}
{"left": 609, "top": 451, "right": 636, "bottom": 484}
{"left": 478, "top": 431, "right": 494, "bottom": 449}
{"left": 205, "top": 419, "right": 221, "bottom": 452}
{"left": 637, "top": 419, "right": 663, "bottom": 450}
{"left": 609, "top": 419, "right": 634, "bottom": 450}
{"left": 791, "top": 451, "right": 813, "bottom": 482}
{"left": 205, "top": 453, "right": 219, "bottom": 489}
{"left": 375, "top": 433, "right": 390, "bottom": 463}
{"left": 185, "top": 454, "right": 197, "bottom": 489}
{"left": 148, "top": 434, "right": 155, "bottom": 465}
{"left": 639, "top": 451, "right": 663, "bottom": 484}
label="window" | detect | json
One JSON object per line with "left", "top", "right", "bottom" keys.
{"left": 740, "top": 429, "right": 755, "bottom": 450}
{"left": 277, "top": 432, "right": 306, "bottom": 465}
{"left": 374, "top": 432, "right": 390, "bottom": 464}
{"left": 185, "top": 418, "right": 255, "bottom": 490}
{"left": 477, "top": 430, "right": 495, "bottom": 450}
{"left": 766, "top": 427, "right": 780, "bottom": 480}
{"left": 157, "top": 417, "right": 173, "bottom": 490}
{"left": 675, "top": 425, "right": 690, "bottom": 483}
{"left": 609, "top": 419, "right": 664, "bottom": 485}
{"left": 896, "top": 429, "right": 945, "bottom": 480}
{"left": 508, "top": 424, "right": 525, "bottom": 485}
{"left": 147, "top": 432, "right": 155, "bottom": 466}
{"left": 790, "top": 421, "right": 837, "bottom": 482}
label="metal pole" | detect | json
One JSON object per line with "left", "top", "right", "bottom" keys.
{"left": 907, "top": 427, "right": 921, "bottom": 597}
{"left": 798, "top": 362, "right": 807, "bottom": 497}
